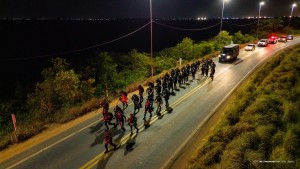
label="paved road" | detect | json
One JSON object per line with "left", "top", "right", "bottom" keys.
{"left": 1, "top": 38, "right": 299, "bottom": 169}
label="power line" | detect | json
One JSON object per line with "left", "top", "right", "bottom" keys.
{"left": 1, "top": 21, "right": 151, "bottom": 61}
{"left": 153, "top": 21, "right": 221, "bottom": 31}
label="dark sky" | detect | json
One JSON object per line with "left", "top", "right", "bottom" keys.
{"left": 0, "top": 0, "right": 299, "bottom": 19}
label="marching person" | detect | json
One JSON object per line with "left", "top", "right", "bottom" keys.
{"left": 104, "top": 129, "right": 117, "bottom": 153}
{"left": 102, "top": 111, "right": 114, "bottom": 129}
{"left": 128, "top": 113, "right": 139, "bottom": 135}
{"left": 154, "top": 94, "right": 163, "bottom": 116}
{"left": 143, "top": 99, "right": 152, "bottom": 120}
{"left": 138, "top": 85, "right": 144, "bottom": 106}
{"left": 205, "top": 61, "right": 209, "bottom": 77}
{"left": 116, "top": 111, "right": 126, "bottom": 131}
{"left": 120, "top": 91, "right": 128, "bottom": 110}
{"left": 131, "top": 94, "right": 140, "bottom": 114}
{"left": 100, "top": 99, "right": 109, "bottom": 113}
{"left": 210, "top": 61, "right": 216, "bottom": 81}
{"left": 162, "top": 88, "right": 170, "bottom": 109}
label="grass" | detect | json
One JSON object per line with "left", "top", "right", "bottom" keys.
{"left": 188, "top": 44, "right": 300, "bottom": 169}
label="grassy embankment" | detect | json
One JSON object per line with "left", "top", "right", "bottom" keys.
{"left": 189, "top": 45, "right": 300, "bottom": 168}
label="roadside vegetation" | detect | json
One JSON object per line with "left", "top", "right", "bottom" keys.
{"left": 0, "top": 18, "right": 298, "bottom": 151}
{"left": 188, "top": 45, "right": 300, "bottom": 169}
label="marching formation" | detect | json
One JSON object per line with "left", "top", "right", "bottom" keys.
{"left": 101, "top": 58, "right": 216, "bottom": 153}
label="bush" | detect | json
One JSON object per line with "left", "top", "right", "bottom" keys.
{"left": 283, "top": 130, "right": 298, "bottom": 156}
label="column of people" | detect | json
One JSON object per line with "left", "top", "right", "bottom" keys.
{"left": 101, "top": 58, "right": 216, "bottom": 153}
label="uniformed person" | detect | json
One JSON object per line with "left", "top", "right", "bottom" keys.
{"left": 116, "top": 111, "right": 126, "bottom": 131}
{"left": 120, "top": 91, "right": 128, "bottom": 110}
{"left": 162, "top": 88, "right": 170, "bottom": 109}
{"left": 143, "top": 99, "right": 152, "bottom": 120}
{"left": 131, "top": 94, "right": 140, "bottom": 114}
{"left": 154, "top": 94, "right": 163, "bottom": 115}
{"left": 104, "top": 129, "right": 117, "bottom": 153}
{"left": 138, "top": 85, "right": 144, "bottom": 106}
{"left": 128, "top": 113, "right": 139, "bottom": 135}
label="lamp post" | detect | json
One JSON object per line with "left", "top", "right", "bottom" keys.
{"left": 220, "top": 0, "right": 228, "bottom": 32}
{"left": 287, "top": 3, "right": 297, "bottom": 35}
{"left": 257, "top": 1, "right": 265, "bottom": 38}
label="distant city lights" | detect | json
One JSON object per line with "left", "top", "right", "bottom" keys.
{"left": 197, "top": 17, "right": 207, "bottom": 21}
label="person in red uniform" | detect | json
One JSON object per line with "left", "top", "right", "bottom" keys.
{"left": 102, "top": 111, "right": 114, "bottom": 129}
{"left": 116, "top": 111, "right": 126, "bottom": 131}
{"left": 104, "top": 129, "right": 117, "bottom": 153}
{"left": 143, "top": 99, "right": 152, "bottom": 120}
{"left": 120, "top": 91, "right": 128, "bottom": 110}
{"left": 127, "top": 113, "right": 139, "bottom": 135}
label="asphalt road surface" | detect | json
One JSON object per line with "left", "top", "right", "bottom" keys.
{"left": 1, "top": 37, "right": 300, "bottom": 169}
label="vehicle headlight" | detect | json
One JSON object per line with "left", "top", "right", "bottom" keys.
{"left": 218, "top": 55, "right": 221, "bottom": 58}
{"left": 226, "top": 55, "right": 231, "bottom": 59}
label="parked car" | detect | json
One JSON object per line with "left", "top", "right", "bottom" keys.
{"left": 257, "top": 39, "right": 269, "bottom": 47}
{"left": 287, "top": 35, "right": 293, "bottom": 40}
{"left": 245, "top": 44, "right": 256, "bottom": 51}
{"left": 278, "top": 36, "right": 287, "bottom": 43}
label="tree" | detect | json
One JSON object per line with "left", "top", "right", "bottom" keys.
{"left": 212, "top": 31, "right": 233, "bottom": 50}
{"left": 257, "top": 18, "right": 284, "bottom": 38}
{"left": 95, "top": 52, "right": 118, "bottom": 96}
{"left": 172, "top": 37, "right": 196, "bottom": 60}
{"left": 27, "top": 58, "right": 82, "bottom": 120}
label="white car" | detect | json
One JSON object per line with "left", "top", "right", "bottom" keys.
{"left": 245, "top": 44, "right": 256, "bottom": 51}
{"left": 257, "top": 39, "right": 269, "bottom": 47}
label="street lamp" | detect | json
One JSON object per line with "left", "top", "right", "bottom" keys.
{"left": 287, "top": 3, "right": 297, "bottom": 34}
{"left": 220, "top": 0, "right": 229, "bottom": 32}
{"left": 257, "top": 1, "right": 265, "bottom": 37}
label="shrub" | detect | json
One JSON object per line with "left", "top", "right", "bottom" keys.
{"left": 244, "top": 150, "right": 265, "bottom": 169}
{"left": 283, "top": 130, "right": 298, "bottom": 156}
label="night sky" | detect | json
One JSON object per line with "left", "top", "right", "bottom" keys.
{"left": 0, "top": 0, "right": 299, "bottom": 19}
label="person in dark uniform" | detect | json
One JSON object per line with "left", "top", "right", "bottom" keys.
{"left": 162, "top": 88, "right": 170, "bottom": 109}
{"left": 138, "top": 85, "right": 144, "bottom": 106}
{"left": 128, "top": 113, "right": 139, "bottom": 135}
{"left": 113, "top": 105, "right": 123, "bottom": 127}
{"left": 210, "top": 61, "right": 216, "bottom": 81}
{"left": 178, "top": 73, "right": 183, "bottom": 87}
{"left": 155, "top": 83, "right": 162, "bottom": 95}
{"left": 154, "top": 94, "right": 163, "bottom": 115}
{"left": 168, "top": 76, "right": 174, "bottom": 93}
{"left": 104, "top": 129, "right": 117, "bottom": 153}
{"left": 205, "top": 61, "right": 209, "bottom": 77}
{"left": 201, "top": 63, "right": 205, "bottom": 77}
{"left": 101, "top": 99, "right": 109, "bottom": 113}
{"left": 131, "top": 94, "right": 140, "bottom": 114}
{"left": 146, "top": 86, "right": 154, "bottom": 109}
{"left": 191, "top": 65, "right": 196, "bottom": 80}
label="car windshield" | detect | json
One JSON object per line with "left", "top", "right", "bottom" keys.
{"left": 247, "top": 44, "right": 254, "bottom": 47}
{"left": 260, "top": 40, "right": 267, "bottom": 42}
{"left": 222, "top": 48, "right": 232, "bottom": 54}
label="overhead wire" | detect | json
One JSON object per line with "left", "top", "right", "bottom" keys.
{"left": 153, "top": 21, "right": 221, "bottom": 31}
{"left": 1, "top": 21, "right": 151, "bottom": 61}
